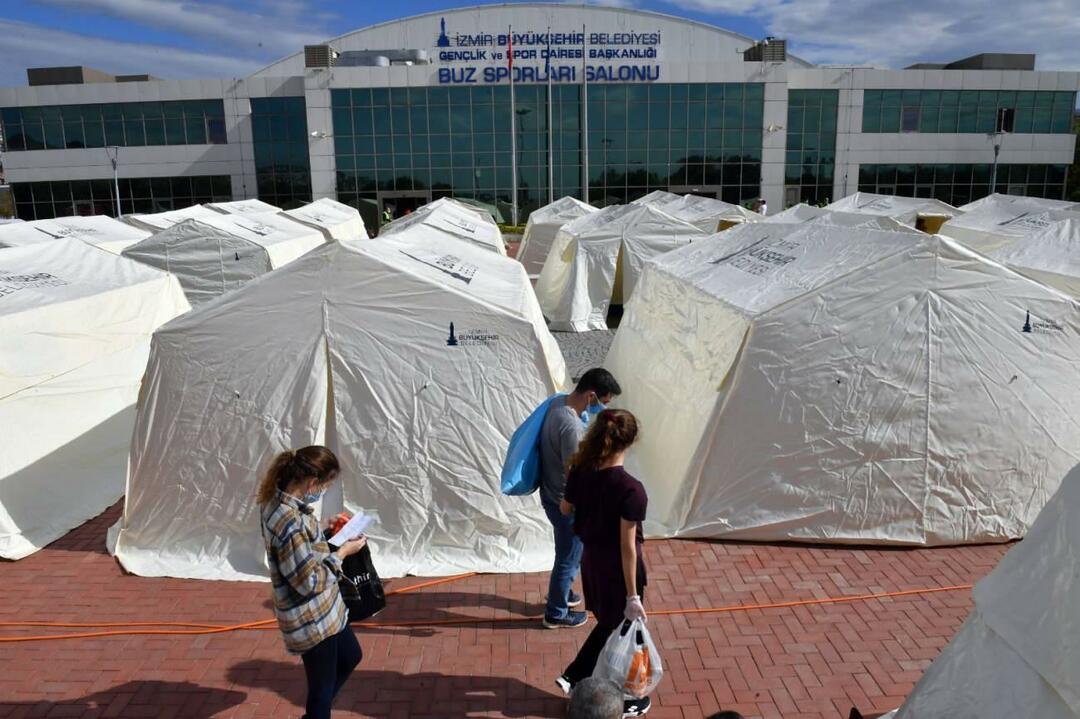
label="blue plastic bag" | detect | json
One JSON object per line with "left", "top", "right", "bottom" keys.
{"left": 501, "top": 393, "right": 567, "bottom": 496}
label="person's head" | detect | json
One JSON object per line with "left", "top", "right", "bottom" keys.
{"left": 567, "top": 677, "right": 623, "bottom": 719}
{"left": 570, "top": 408, "right": 639, "bottom": 471}
{"left": 573, "top": 367, "right": 622, "bottom": 413}
{"left": 256, "top": 445, "right": 341, "bottom": 505}
{"left": 707, "top": 712, "right": 746, "bottom": 719}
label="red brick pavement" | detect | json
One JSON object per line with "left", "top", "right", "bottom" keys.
{"left": 0, "top": 503, "right": 1007, "bottom": 719}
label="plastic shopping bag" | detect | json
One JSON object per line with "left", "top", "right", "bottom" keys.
{"left": 592, "top": 619, "right": 664, "bottom": 699}
{"left": 500, "top": 393, "right": 566, "bottom": 496}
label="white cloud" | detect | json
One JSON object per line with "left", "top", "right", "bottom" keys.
{"left": 33, "top": 0, "right": 331, "bottom": 59}
{"left": 0, "top": 19, "right": 261, "bottom": 85}
{"left": 660, "top": 0, "right": 1080, "bottom": 69}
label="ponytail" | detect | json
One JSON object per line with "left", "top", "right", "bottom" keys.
{"left": 569, "top": 409, "right": 639, "bottom": 472}
{"left": 256, "top": 445, "right": 341, "bottom": 505}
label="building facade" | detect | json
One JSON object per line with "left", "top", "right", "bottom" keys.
{"left": 1, "top": 4, "right": 1077, "bottom": 223}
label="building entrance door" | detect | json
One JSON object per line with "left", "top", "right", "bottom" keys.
{"left": 670, "top": 185, "right": 721, "bottom": 199}
{"left": 378, "top": 191, "right": 432, "bottom": 222}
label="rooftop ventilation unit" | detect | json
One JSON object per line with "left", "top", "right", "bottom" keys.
{"left": 304, "top": 45, "right": 339, "bottom": 68}
{"left": 744, "top": 38, "right": 786, "bottom": 63}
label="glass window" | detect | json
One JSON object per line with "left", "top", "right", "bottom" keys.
{"left": 901, "top": 106, "right": 920, "bottom": 132}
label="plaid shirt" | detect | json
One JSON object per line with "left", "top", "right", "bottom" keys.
{"left": 261, "top": 490, "right": 348, "bottom": 654}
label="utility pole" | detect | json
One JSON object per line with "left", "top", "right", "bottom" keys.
{"left": 106, "top": 146, "right": 121, "bottom": 216}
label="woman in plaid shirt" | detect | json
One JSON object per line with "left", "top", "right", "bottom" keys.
{"left": 258, "top": 446, "right": 368, "bottom": 719}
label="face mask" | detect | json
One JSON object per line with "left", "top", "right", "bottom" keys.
{"left": 302, "top": 489, "right": 323, "bottom": 505}
{"left": 583, "top": 395, "right": 606, "bottom": 423}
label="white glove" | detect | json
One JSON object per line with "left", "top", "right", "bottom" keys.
{"left": 625, "top": 595, "right": 647, "bottom": 623}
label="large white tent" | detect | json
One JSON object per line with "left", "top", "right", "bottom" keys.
{"left": 0, "top": 218, "right": 23, "bottom": 224}
{"left": 517, "top": 196, "right": 598, "bottom": 278}
{"left": 637, "top": 193, "right": 759, "bottom": 232}
{"left": 121, "top": 212, "right": 325, "bottom": 305}
{"left": 0, "top": 239, "right": 189, "bottom": 559}
{"left": 535, "top": 203, "right": 707, "bottom": 331}
{"left": 605, "top": 222, "right": 1080, "bottom": 544}
{"left": 282, "top": 198, "right": 367, "bottom": 241}
{"left": 826, "top": 193, "right": 960, "bottom": 232}
{"left": 381, "top": 197, "right": 506, "bottom": 255}
{"left": 207, "top": 199, "right": 281, "bottom": 215}
{"left": 767, "top": 203, "right": 916, "bottom": 231}
{"left": 0, "top": 215, "right": 150, "bottom": 254}
{"left": 109, "top": 234, "right": 570, "bottom": 580}
{"left": 892, "top": 463, "right": 1080, "bottom": 719}
{"left": 123, "top": 204, "right": 224, "bottom": 232}
{"left": 991, "top": 216, "right": 1080, "bottom": 298}
{"left": 941, "top": 194, "right": 1080, "bottom": 253}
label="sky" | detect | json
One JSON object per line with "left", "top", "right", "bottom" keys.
{"left": 2, "top": 0, "right": 1080, "bottom": 86}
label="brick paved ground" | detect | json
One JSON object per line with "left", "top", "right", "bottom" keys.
{"left": 0, "top": 502, "right": 1007, "bottom": 719}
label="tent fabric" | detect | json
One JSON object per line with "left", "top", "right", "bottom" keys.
{"left": 0, "top": 215, "right": 150, "bottom": 254}
{"left": 766, "top": 204, "right": 917, "bottom": 231}
{"left": 124, "top": 204, "right": 225, "bottom": 232}
{"left": 636, "top": 193, "right": 759, "bottom": 233}
{"left": 605, "top": 223, "right": 1080, "bottom": 544}
{"left": 0, "top": 239, "right": 189, "bottom": 559}
{"left": 110, "top": 235, "right": 570, "bottom": 581}
{"left": 941, "top": 194, "right": 1080, "bottom": 254}
{"left": 825, "top": 193, "right": 960, "bottom": 227}
{"left": 454, "top": 197, "right": 505, "bottom": 224}
{"left": 893, "top": 464, "right": 1080, "bottom": 719}
{"left": 991, "top": 217, "right": 1080, "bottom": 298}
{"left": 535, "top": 203, "right": 708, "bottom": 332}
{"left": 517, "top": 197, "right": 598, "bottom": 278}
{"left": 207, "top": 199, "right": 282, "bottom": 215}
{"left": 121, "top": 213, "right": 325, "bottom": 305}
{"left": 380, "top": 198, "right": 506, "bottom": 255}
{"left": 0, "top": 218, "right": 23, "bottom": 224}
{"left": 282, "top": 198, "right": 367, "bottom": 241}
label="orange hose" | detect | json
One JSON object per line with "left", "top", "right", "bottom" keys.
{"left": 0, "top": 579, "right": 972, "bottom": 643}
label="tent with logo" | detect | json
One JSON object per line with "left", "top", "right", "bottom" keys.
{"left": 636, "top": 193, "right": 759, "bottom": 232}
{"left": 109, "top": 234, "right": 570, "bottom": 580}
{"left": 282, "top": 198, "right": 367, "bottom": 241}
{"left": 535, "top": 203, "right": 708, "bottom": 331}
{"left": 826, "top": 193, "right": 960, "bottom": 233}
{"left": 766, "top": 203, "right": 916, "bottom": 231}
{"left": 941, "top": 194, "right": 1080, "bottom": 253}
{"left": 890, "top": 463, "right": 1080, "bottom": 719}
{"left": 121, "top": 212, "right": 325, "bottom": 305}
{"left": 124, "top": 204, "right": 224, "bottom": 232}
{"left": 991, "top": 216, "right": 1080, "bottom": 298}
{"left": 517, "top": 197, "right": 598, "bottom": 278}
{"left": 208, "top": 199, "right": 281, "bottom": 215}
{"left": 605, "top": 222, "right": 1080, "bottom": 544}
{"left": 380, "top": 197, "right": 506, "bottom": 255}
{"left": 0, "top": 215, "right": 150, "bottom": 254}
{"left": 0, "top": 239, "right": 189, "bottom": 559}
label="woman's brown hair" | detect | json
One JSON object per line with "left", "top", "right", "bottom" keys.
{"left": 256, "top": 445, "right": 341, "bottom": 504}
{"left": 569, "top": 409, "right": 639, "bottom": 471}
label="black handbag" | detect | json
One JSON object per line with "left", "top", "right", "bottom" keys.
{"left": 338, "top": 544, "right": 386, "bottom": 622}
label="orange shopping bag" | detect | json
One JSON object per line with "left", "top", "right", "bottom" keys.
{"left": 592, "top": 618, "right": 664, "bottom": 698}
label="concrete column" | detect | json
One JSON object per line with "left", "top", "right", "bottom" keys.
{"left": 305, "top": 70, "right": 336, "bottom": 200}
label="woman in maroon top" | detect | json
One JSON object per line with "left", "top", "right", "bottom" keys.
{"left": 557, "top": 409, "right": 651, "bottom": 717}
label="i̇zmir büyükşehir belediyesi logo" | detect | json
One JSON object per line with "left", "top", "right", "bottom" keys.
{"left": 447, "top": 321, "right": 499, "bottom": 347}
{"left": 1022, "top": 310, "right": 1065, "bottom": 335}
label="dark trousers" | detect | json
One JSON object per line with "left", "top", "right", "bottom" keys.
{"left": 300, "top": 626, "right": 362, "bottom": 719}
{"left": 564, "top": 619, "right": 621, "bottom": 684}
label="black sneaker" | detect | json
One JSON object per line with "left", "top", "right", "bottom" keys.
{"left": 555, "top": 675, "right": 573, "bottom": 696}
{"left": 623, "top": 696, "right": 651, "bottom": 717}
{"left": 545, "top": 591, "right": 583, "bottom": 608}
{"left": 542, "top": 610, "right": 588, "bottom": 629}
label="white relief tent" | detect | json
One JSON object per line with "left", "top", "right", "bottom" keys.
{"left": 766, "top": 203, "right": 917, "bottom": 231}
{"left": 381, "top": 197, "right": 506, "bottom": 255}
{"left": 605, "top": 222, "right": 1080, "bottom": 544}
{"left": 123, "top": 204, "right": 225, "bottom": 232}
{"left": 0, "top": 215, "right": 150, "bottom": 254}
{"left": 109, "top": 234, "right": 570, "bottom": 580}
{"left": 991, "top": 216, "right": 1080, "bottom": 298}
{"left": 121, "top": 212, "right": 325, "bottom": 305}
{"left": 892, "top": 463, "right": 1080, "bottom": 719}
{"left": 207, "top": 199, "right": 282, "bottom": 215}
{"left": 282, "top": 198, "right": 367, "bottom": 241}
{"left": 534, "top": 203, "right": 708, "bottom": 331}
{"left": 826, "top": 192, "right": 960, "bottom": 232}
{"left": 637, "top": 192, "right": 760, "bottom": 232}
{"left": 517, "top": 196, "right": 598, "bottom": 278}
{"left": 0, "top": 239, "right": 189, "bottom": 559}
{"left": 941, "top": 193, "right": 1080, "bottom": 254}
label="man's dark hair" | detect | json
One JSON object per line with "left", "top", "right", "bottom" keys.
{"left": 707, "top": 713, "right": 746, "bottom": 719}
{"left": 575, "top": 368, "right": 621, "bottom": 398}
{"left": 568, "top": 677, "right": 623, "bottom": 719}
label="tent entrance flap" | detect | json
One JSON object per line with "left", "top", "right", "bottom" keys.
{"left": 916, "top": 215, "right": 949, "bottom": 234}
{"left": 612, "top": 244, "right": 626, "bottom": 306}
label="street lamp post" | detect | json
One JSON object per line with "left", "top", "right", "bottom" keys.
{"left": 106, "top": 145, "right": 121, "bottom": 217}
{"left": 989, "top": 132, "right": 1004, "bottom": 195}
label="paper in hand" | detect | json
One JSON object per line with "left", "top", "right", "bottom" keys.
{"left": 328, "top": 512, "right": 373, "bottom": 547}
